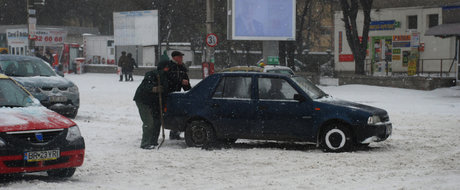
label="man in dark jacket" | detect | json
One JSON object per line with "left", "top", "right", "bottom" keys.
{"left": 133, "top": 63, "right": 170, "bottom": 149}
{"left": 118, "top": 51, "right": 130, "bottom": 81}
{"left": 166, "top": 51, "right": 191, "bottom": 140}
{"left": 126, "top": 53, "right": 138, "bottom": 81}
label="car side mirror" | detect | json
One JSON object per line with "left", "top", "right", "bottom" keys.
{"left": 293, "top": 94, "right": 306, "bottom": 102}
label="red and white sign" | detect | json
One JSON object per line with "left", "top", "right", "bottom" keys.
{"left": 34, "top": 29, "right": 67, "bottom": 46}
{"left": 339, "top": 54, "right": 354, "bottom": 62}
{"left": 206, "top": 33, "right": 218, "bottom": 47}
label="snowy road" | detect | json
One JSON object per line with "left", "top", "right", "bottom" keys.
{"left": 1, "top": 73, "right": 459, "bottom": 190}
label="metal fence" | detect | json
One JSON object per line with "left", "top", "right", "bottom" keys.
{"left": 365, "top": 58, "right": 457, "bottom": 77}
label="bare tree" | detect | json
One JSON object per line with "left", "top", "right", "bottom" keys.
{"left": 339, "top": 0, "right": 372, "bottom": 75}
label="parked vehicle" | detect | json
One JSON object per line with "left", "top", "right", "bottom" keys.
{"left": 0, "top": 74, "right": 85, "bottom": 177}
{"left": 164, "top": 72, "right": 392, "bottom": 152}
{"left": 0, "top": 55, "right": 79, "bottom": 118}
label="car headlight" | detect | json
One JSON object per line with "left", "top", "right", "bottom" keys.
{"left": 69, "top": 85, "right": 79, "bottom": 93}
{"left": 66, "top": 126, "right": 82, "bottom": 141}
{"left": 0, "top": 137, "right": 6, "bottom": 147}
{"left": 367, "top": 115, "right": 381, "bottom": 125}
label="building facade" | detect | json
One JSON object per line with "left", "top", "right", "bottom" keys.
{"left": 334, "top": 5, "right": 459, "bottom": 77}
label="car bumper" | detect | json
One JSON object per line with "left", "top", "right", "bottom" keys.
{"left": 354, "top": 122, "right": 392, "bottom": 144}
{"left": 0, "top": 149, "right": 85, "bottom": 174}
{"left": 46, "top": 103, "right": 79, "bottom": 115}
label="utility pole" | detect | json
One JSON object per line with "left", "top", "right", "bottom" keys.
{"left": 26, "top": 0, "right": 44, "bottom": 56}
{"left": 206, "top": 0, "right": 214, "bottom": 63}
{"left": 27, "top": 0, "right": 36, "bottom": 56}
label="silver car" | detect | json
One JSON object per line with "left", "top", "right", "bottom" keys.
{"left": 0, "top": 55, "right": 79, "bottom": 118}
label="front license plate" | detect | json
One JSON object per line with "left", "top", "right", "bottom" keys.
{"left": 24, "top": 150, "right": 60, "bottom": 162}
{"left": 49, "top": 96, "right": 67, "bottom": 102}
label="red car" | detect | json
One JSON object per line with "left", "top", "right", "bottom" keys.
{"left": 0, "top": 74, "right": 85, "bottom": 178}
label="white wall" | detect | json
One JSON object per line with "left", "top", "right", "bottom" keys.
{"left": 84, "top": 35, "right": 114, "bottom": 64}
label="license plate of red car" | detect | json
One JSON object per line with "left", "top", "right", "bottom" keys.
{"left": 24, "top": 150, "right": 60, "bottom": 162}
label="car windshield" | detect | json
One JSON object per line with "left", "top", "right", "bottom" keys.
{"left": 291, "top": 76, "right": 327, "bottom": 99}
{"left": 0, "top": 79, "right": 37, "bottom": 107}
{"left": 0, "top": 58, "right": 56, "bottom": 77}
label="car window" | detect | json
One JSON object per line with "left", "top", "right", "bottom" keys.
{"left": 0, "top": 59, "right": 55, "bottom": 77}
{"left": 0, "top": 79, "right": 35, "bottom": 107}
{"left": 258, "top": 77, "right": 297, "bottom": 100}
{"left": 212, "top": 76, "right": 252, "bottom": 99}
{"left": 291, "top": 76, "right": 327, "bottom": 99}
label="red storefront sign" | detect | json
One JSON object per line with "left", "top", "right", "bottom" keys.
{"left": 339, "top": 54, "right": 354, "bottom": 62}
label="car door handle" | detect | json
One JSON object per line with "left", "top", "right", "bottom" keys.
{"left": 302, "top": 116, "right": 312, "bottom": 119}
{"left": 211, "top": 103, "right": 220, "bottom": 108}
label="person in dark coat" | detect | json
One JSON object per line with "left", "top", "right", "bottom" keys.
{"left": 117, "top": 51, "right": 130, "bottom": 81}
{"left": 133, "top": 62, "right": 170, "bottom": 149}
{"left": 126, "top": 53, "right": 138, "bottom": 81}
{"left": 166, "top": 51, "right": 191, "bottom": 140}
{"left": 34, "top": 48, "right": 45, "bottom": 61}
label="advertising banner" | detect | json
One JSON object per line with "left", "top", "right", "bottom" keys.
{"left": 34, "top": 29, "right": 67, "bottom": 46}
{"left": 6, "top": 28, "right": 67, "bottom": 47}
{"left": 370, "top": 20, "right": 396, "bottom": 31}
{"left": 232, "top": 0, "right": 296, "bottom": 41}
{"left": 113, "top": 10, "right": 159, "bottom": 46}
{"left": 6, "top": 28, "right": 28, "bottom": 46}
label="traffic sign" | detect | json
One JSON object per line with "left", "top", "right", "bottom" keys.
{"left": 206, "top": 33, "right": 218, "bottom": 47}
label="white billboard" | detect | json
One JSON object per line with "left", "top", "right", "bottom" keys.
{"left": 231, "top": 0, "right": 296, "bottom": 41}
{"left": 113, "top": 10, "right": 159, "bottom": 46}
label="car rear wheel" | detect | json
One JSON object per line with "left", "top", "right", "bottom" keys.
{"left": 185, "top": 121, "right": 216, "bottom": 147}
{"left": 321, "top": 123, "right": 352, "bottom": 152}
{"left": 47, "top": 168, "right": 76, "bottom": 178}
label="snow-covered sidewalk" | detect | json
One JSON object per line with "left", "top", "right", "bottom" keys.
{"left": 2, "top": 73, "right": 459, "bottom": 190}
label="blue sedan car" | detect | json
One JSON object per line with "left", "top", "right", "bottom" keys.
{"left": 164, "top": 72, "right": 392, "bottom": 152}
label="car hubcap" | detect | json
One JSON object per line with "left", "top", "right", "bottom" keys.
{"left": 325, "top": 129, "right": 346, "bottom": 150}
{"left": 192, "top": 126, "right": 206, "bottom": 144}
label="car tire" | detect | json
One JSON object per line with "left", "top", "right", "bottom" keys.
{"left": 185, "top": 121, "right": 216, "bottom": 147}
{"left": 320, "top": 123, "right": 352, "bottom": 152}
{"left": 47, "top": 168, "right": 76, "bottom": 178}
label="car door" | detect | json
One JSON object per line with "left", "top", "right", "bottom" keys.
{"left": 256, "top": 77, "right": 314, "bottom": 141}
{"left": 209, "top": 76, "right": 258, "bottom": 138}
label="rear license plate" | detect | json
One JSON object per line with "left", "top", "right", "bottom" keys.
{"left": 49, "top": 96, "right": 67, "bottom": 102}
{"left": 24, "top": 150, "right": 60, "bottom": 162}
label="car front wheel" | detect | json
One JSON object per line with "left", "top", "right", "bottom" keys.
{"left": 47, "top": 168, "right": 76, "bottom": 178}
{"left": 321, "top": 123, "right": 352, "bottom": 152}
{"left": 185, "top": 121, "right": 216, "bottom": 147}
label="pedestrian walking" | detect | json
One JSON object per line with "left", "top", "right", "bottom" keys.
{"left": 166, "top": 51, "right": 191, "bottom": 140}
{"left": 133, "top": 63, "right": 170, "bottom": 149}
{"left": 117, "top": 51, "right": 130, "bottom": 81}
{"left": 127, "top": 53, "right": 138, "bottom": 81}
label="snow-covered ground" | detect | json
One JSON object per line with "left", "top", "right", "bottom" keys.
{"left": 2, "top": 73, "right": 459, "bottom": 190}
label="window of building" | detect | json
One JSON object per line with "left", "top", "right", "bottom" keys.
{"left": 428, "top": 14, "right": 439, "bottom": 28}
{"left": 408, "top": 15, "right": 417, "bottom": 30}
